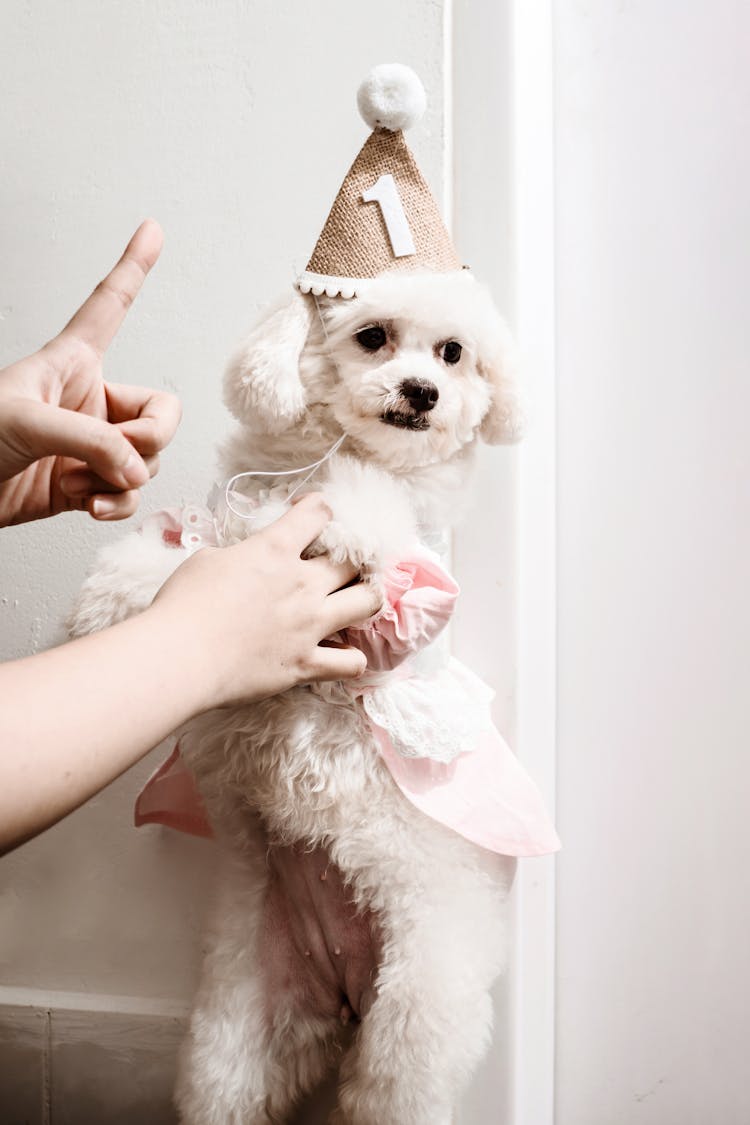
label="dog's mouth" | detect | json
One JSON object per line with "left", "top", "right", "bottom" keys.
{"left": 380, "top": 410, "right": 431, "bottom": 432}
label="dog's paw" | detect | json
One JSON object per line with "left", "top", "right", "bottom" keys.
{"left": 303, "top": 517, "right": 378, "bottom": 577}
{"left": 302, "top": 455, "right": 418, "bottom": 573}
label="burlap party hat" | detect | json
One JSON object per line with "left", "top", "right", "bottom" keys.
{"left": 297, "top": 64, "right": 462, "bottom": 300}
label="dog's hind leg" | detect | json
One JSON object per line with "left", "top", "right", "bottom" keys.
{"left": 174, "top": 844, "right": 339, "bottom": 1124}
{"left": 174, "top": 848, "right": 275, "bottom": 1125}
{"left": 332, "top": 952, "right": 494, "bottom": 1125}
{"left": 264, "top": 1011, "right": 342, "bottom": 1123}
{"left": 177, "top": 987, "right": 334, "bottom": 1125}
{"left": 328, "top": 856, "right": 506, "bottom": 1125}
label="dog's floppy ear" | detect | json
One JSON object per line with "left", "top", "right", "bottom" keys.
{"left": 223, "top": 289, "right": 312, "bottom": 432}
{"left": 478, "top": 317, "right": 525, "bottom": 445}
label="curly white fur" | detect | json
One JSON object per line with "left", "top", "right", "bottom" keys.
{"left": 69, "top": 269, "right": 521, "bottom": 1124}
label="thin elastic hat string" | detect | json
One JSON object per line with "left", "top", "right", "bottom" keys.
{"left": 223, "top": 293, "right": 346, "bottom": 519}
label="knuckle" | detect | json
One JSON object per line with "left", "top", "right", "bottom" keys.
{"left": 61, "top": 331, "right": 100, "bottom": 363}
{"left": 299, "top": 492, "right": 332, "bottom": 519}
{"left": 96, "top": 277, "right": 134, "bottom": 312}
{"left": 132, "top": 421, "right": 159, "bottom": 457}
{"left": 119, "top": 491, "right": 140, "bottom": 518}
{"left": 88, "top": 423, "right": 121, "bottom": 464}
{"left": 144, "top": 404, "right": 168, "bottom": 445}
{"left": 145, "top": 392, "right": 181, "bottom": 447}
{"left": 369, "top": 587, "right": 384, "bottom": 614}
{"left": 39, "top": 339, "right": 68, "bottom": 378}
{"left": 294, "top": 653, "right": 316, "bottom": 682}
{"left": 264, "top": 534, "right": 287, "bottom": 563}
{"left": 351, "top": 651, "right": 368, "bottom": 678}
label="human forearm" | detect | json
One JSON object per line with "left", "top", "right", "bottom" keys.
{"left": 0, "top": 496, "right": 380, "bottom": 854}
{"left": 0, "top": 603, "right": 212, "bottom": 852}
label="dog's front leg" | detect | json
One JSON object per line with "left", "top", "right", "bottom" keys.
{"left": 306, "top": 455, "right": 419, "bottom": 575}
{"left": 175, "top": 842, "right": 275, "bottom": 1125}
{"left": 175, "top": 831, "right": 339, "bottom": 1125}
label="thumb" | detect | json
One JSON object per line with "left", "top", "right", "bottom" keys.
{"left": 5, "top": 399, "right": 149, "bottom": 488}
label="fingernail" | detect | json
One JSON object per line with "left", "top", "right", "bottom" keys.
{"left": 122, "top": 451, "right": 148, "bottom": 486}
{"left": 92, "top": 497, "right": 118, "bottom": 519}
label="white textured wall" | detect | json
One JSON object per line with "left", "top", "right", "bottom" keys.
{"left": 0, "top": 0, "right": 446, "bottom": 1003}
{"left": 0, "top": 4, "right": 532, "bottom": 1120}
{"left": 554, "top": 2, "right": 750, "bottom": 1122}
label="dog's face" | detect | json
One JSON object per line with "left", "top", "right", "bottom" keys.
{"left": 225, "top": 270, "right": 522, "bottom": 474}
{"left": 313, "top": 271, "right": 518, "bottom": 470}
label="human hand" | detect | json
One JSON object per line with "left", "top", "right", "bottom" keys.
{"left": 151, "top": 493, "right": 383, "bottom": 707}
{"left": 0, "top": 220, "right": 181, "bottom": 527}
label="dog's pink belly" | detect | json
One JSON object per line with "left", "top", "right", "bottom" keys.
{"left": 262, "top": 843, "right": 379, "bottom": 1024}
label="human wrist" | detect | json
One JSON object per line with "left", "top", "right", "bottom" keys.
{"left": 139, "top": 598, "right": 223, "bottom": 718}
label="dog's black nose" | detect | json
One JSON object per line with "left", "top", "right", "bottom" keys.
{"left": 401, "top": 379, "right": 439, "bottom": 412}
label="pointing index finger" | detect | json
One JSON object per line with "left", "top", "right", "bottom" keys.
{"left": 61, "top": 219, "right": 164, "bottom": 356}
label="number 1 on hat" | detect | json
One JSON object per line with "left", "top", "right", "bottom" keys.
{"left": 362, "top": 174, "right": 416, "bottom": 259}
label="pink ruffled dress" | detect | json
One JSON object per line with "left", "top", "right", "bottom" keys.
{"left": 134, "top": 507, "right": 560, "bottom": 857}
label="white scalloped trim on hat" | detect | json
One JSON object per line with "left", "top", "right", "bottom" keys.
{"left": 295, "top": 270, "right": 373, "bottom": 300}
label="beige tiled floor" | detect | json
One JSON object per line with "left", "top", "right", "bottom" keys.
{"left": 0, "top": 1003, "right": 344, "bottom": 1123}
{"left": 0, "top": 1006, "right": 182, "bottom": 1124}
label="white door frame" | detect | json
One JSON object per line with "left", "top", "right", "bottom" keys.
{"left": 451, "top": 3, "right": 557, "bottom": 1122}
{"left": 510, "top": 4, "right": 557, "bottom": 1124}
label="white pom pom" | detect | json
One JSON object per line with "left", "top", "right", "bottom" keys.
{"left": 357, "top": 64, "right": 427, "bottom": 132}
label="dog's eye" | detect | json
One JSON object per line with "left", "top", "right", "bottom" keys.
{"left": 441, "top": 341, "right": 463, "bottom": 365}
{"left": 356, "top": 325, "right": 387, "bottom": 351}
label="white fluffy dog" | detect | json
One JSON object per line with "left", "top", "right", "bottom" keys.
{"left": 71, "top": 268, "right": 524, "bottom": 1124}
